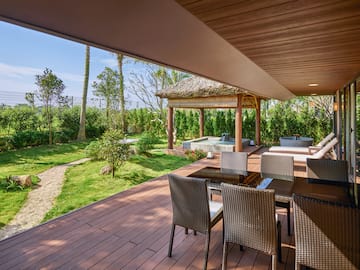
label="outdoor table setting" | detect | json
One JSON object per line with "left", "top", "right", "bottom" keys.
{"left": 189, "top": 166, "right": 359, "bottom": 207}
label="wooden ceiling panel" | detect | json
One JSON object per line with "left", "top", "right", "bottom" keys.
{"left": 177, "top": 0, "right": 360, "bottom": 95}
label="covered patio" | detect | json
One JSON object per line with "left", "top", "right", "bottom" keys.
{"left": 0, "top": 150, "right": 302, "bottom": 269}
{"left": 0, "top": 1, "right": 359, "bottom": 269}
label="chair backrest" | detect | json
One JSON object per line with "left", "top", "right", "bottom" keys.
{"left": 293, "top": 194, "right": 360, "bottom": 270}
{"left": 261, "top": 154, "right": 294, "bottom": 181}
{"left": 221, "top": 183, "right": 277, "bottom": 255}
{"left": 221, "top": 152, "right": 248, "bottom": 175}
{"left": 316, "top": 132, "right": 335, "bottom": 147}
{"left": 312, "top": 137, "right": 338, "bottom": 159}
{"left": 168, "top": 174, "right": 210, "bottom": 233}
{"left": 307, "top": 159, "right": 348, "bottom": 182}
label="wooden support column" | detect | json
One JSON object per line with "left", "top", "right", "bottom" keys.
{"left": 199, "top": 108, "right": 204, "bottom": 137}
{"left": 235, "top": 95, "right": 243, "bottom": 152}
{"left": 255, "top": 97, "right": 261, "bottom": 146}
{"left": 167, "top": 106, "right": 174, "bottom": 149}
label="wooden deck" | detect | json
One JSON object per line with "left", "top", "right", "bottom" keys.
{"left": 0, "top": 150, "right": 306, "bottom": 269}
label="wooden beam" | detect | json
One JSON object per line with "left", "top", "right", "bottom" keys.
{"left": 167, "top": 95, "right": 258, "bottom": 109}
{"left": 167, "top": 107, "right": 174, "bottom": 149}
{"left": 255, "top": 97, "right": 261, "bottom": 146}
{"left": 199, "top": 108, "right": 204, "bottom": 137}
{"left": 235, "top": 94, "right": 243, "bottom": 152}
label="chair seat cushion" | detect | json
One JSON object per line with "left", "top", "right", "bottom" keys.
{"left": 209, "top": 201, "right": 223, "bottom": 224}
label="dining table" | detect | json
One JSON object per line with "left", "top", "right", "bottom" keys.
{"left": 189, "top": 166, "right": 359, "bottom": 207}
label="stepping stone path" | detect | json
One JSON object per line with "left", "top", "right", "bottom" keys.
{"left": 0, "top": 158, "right": 90, "bottom": 240}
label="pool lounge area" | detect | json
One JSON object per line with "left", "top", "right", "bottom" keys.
{"left": 183, "top": 136, "right": 251, "bottom": 152}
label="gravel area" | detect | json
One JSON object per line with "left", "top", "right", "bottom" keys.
{"left": 0, "top": 158, "right": 90, "bottom": 240}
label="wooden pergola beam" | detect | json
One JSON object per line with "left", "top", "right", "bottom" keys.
{"left": 199, "top": 108, "right": 204, "bottom": 137}
{"left": 255, "top": 97, "right": 261, "bottom": 146}
{"left": 167, "top": 107, "right": 174, "bottom": 149}
{"left": 235, "top": 94, "right": 243, "bottom": 152}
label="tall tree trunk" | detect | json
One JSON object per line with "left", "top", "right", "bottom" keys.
{"left": 47, "top": 103, "right": 52, "bottom": 145}
{"left": 117, "top": 54, "right": 126, "bottom": 133}
{"left": 77, "top": 45, "right": 90, "bottom": 140}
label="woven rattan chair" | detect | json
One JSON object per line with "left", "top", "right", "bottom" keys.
{"left": 293, "top": 194, "right": 360, "bottom": 270}
{"left": 261, "top": 154, "right": 294, "bottom": 236}
{"left": 168, "top": 174, "right": 223, "bottom": 270}
{"left": 307, "top": 158, "right": 348, "bottom": 182}
{"left": 209, "top": 152, "right": 248, "bottom": 200}
{"left": 221, "top": 183, "right": 281, "bottom": 270}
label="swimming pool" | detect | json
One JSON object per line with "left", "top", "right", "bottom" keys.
{"left": 183, "top": 136, "right": 250, "bottom": 152}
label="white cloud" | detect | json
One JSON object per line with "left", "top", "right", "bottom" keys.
{"left": 0, "top": 62, "right": 83, "bottom": 82}
{"left": 0, "top": 62, "right": 41, "bottom": 78}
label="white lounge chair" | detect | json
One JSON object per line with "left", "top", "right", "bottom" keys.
{"left": 262, "top": 137, "right": 338, "bottom": 163}
{"left": 269, "top": 132, "right": 335, "bottom": 154}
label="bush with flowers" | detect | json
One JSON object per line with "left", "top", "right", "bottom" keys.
{"left": 184, "top": 149, "right": 207, "bottom": 161}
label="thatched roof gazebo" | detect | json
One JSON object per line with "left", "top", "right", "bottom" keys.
{"left": 156, "top": 76, "right": 265, "bottom": 152}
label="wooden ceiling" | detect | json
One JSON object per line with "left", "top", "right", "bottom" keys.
{"left": 177, "top": 0, "right": 360, "bottom": 95}
{"left": 0, "top": 0, "right": 359, "bottom": 98}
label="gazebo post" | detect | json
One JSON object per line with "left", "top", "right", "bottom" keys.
{"left": 235, "top": 94, "right": 243, "bottom": 152}
{"left": 199, "top": 108, "right": 204, "bottom": 137}
{"left": 167, "top": 106, "right": 174, "bottom": 149}
{"left": 255, "top": 97, "right": 261, "bottom": 146}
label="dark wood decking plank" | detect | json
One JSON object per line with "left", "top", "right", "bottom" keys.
{"left": 235, "top": 247, "right": 258, "bottom": 270}
{"left": 39, "top": 230, "right": 112, "bottom": 270}
{"left": 252, "top": 252, "right": 271, "bottom": 270}
{"left": 0, "top": 153, "right": 299, "bottom": 270}
{"left": 186, "top": 226, "right": 223, "bottom": 269}
{"left": 57, "top": 234, "right": 122, "bottom": 270}
{"left": 154, "top": 235, "right": 200, "bottom": 270}
{"left": 88, "top": 241, "right": 136, "bottom": 269}
{"left": 122, "top": 248, "right": 156, "bottom": 270}
{"left": 0, "top": 222, "right": 92, "bottom": 269}
{"left": 138, "top": 226, "right": 188, "bottom": 270}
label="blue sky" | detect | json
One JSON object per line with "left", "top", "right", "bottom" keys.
{"left": 0, "top": 21, "right": 148, "bottom": 107}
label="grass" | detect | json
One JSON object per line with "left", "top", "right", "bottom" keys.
{"left": 0, "top": 141, "right": 89, "bottom": 228}
{"left": 0, "top": 141, "right": 89, "bottom": 177}
{"left": 43, "top": 150, "right": 192, "bottom": 222}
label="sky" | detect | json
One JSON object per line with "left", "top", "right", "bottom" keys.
{"left": 0, "top": 21, "right": 149, "bottom": 108}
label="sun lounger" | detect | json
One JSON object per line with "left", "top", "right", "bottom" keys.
{"left": 263, "top": 137, "right": 338, "bottom": 163}
{"left": 269, "top": 132, "right": 335, "bottom": 154}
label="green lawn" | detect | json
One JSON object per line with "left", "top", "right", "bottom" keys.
{"left": 43, "top": 150, "right": 192, "bottom": 222}
{"left": 0, "top": 141, "right": 88, "bottom": 228}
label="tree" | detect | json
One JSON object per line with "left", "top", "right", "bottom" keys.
{"left": 98, "top": 129, "right": 130, "bottom": 178}
{"left": 77, "top": 45, "right": 90, "bottom": 140}
{"left": 25, "top": 92, "right": 35, "bottom": 110}
{"left": 35, "top": 68, "right": 65, "bottom": 144}
{"left": 117, "top": 53, "right": 127, "bottom": 133}
{"left": 129, "top": 65, "right": 188, "bottom": 118}
{"left": 92, "top": 67, "right": 119, "bottom": 127}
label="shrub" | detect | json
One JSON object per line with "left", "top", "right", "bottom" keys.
{"left": 97, "top": 129, "right": 131, "bottom": 177}
{"left": 0, "top": 177, "right": 24, "bottom": 191}
{"left": 184, "top": 149, "right": 207, "bottom": 161}
{"left": 11, "top": 130, "right": 49, "bottom": 148}
{"left": 0, "top": 136, "right": 13, "bottom": 151}
{"left": 136, "top": 132, "right": 160, "bottom": 154}
{"left": 85, "top": 140, "right": 102, "bottom": 160}
{"left": 53, "top": 130, "right": 75, "bottom": 143}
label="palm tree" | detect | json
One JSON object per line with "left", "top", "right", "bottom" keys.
{"left": 117, "top": 53, "right": 126, "bottom": 133}
{"left": 77, "top": 45, "right": 90, "bottom": 140}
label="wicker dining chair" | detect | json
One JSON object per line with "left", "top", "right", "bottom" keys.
{"left": 221, "top": 183, "right": 282, "bottom": 270}
{"left": 307, "top": 158, "right": 348, "bottom": 182}
{"left": 261, "top": 154, "right": 294, "bottom": 236}
{"left": 167, "top": 174, "right": 223, "bottom": 270}
{"left": 293, "top": 194, "right": 360, "bottom": 270}
{"left": 209, "top": 152, "right": 248, "bottom": 199}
